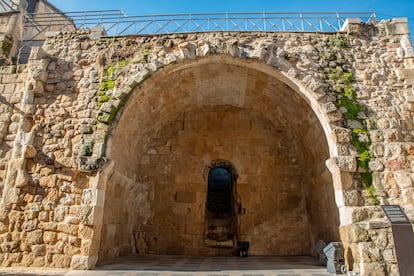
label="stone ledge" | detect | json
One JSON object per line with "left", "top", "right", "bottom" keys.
{"left": 386, "top": 17, "right": 410, "bottom": 35}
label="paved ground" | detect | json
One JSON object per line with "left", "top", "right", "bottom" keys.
{"left": 0, "top": 255, "right": 333, "bottom": 276}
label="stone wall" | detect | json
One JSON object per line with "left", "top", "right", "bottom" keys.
{"left": 0, "top": 18, "right": 412, "bottom": 275}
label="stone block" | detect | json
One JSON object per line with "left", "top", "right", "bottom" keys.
{"left": 57, "top": 223, "right": 78, "bottom": 236}
{"left": 89, "top": 27, "right": 106, "bottom": 40}
{"left": 21, "top": 219, "right": 38, "bottom": 232}
{"left": 31, "top": 244, "right": 46, "bottom": 256}
{"left": 165, "top": 53, "right": 177, "bottom": 64}
{"left": 0, "top": 241, "right": 18, "bottom": 253}
{"left": 385, "top": 18, "right": 410, "bottom": 35}
{"left": 340, "top": 18, "right": 362, "bottom": 32}
{"left": 20, "top": 253, "right": 35, "bottom": 266}
{"left": 24, "top": 145, "right": 37, "bottom": 158}
{"left": 359, "top": 261, "right": 386, "bottom": 276}
{"left": 78, "top": 225, "right": 94, "bottom": 240}
{"left": 3, "top": 83, "right": 15, "bottom": 94}
{"left": 32, "top": 69, "right": 48, "bottom": 82}
{"left": 332, "top": 127, "right": 352, "bottom": 143}
{"left": 0, "top": 66, "right": 16, "bottom": 74}
{"left": 51, "top": 254, "right": 71, "bottom": 268}
{"left": 401, "top": 188, "right": 414, "bottom": 205}
{"left": 0, "top": 222, "right": 7, "bottom": 234}
{"left": 38, "top": 222, "right": 57, "bottom": 231}
{"left": 26, "top": 230, "right": 43, "bottom": 244}
{"left": 7, "top": 252, "right": 22, "bottom": 263}
{"left": 323, "top": 102, "right": 338, "bottom": 113}
{"left": 403, "top": 68, "right": 414, "bottom": 79}
{"left": 333, "top": 156, "right": 357, "bottom": 172}
{"left": 20, "top": 243, "right": 31, "bottom": 253}
{"left": 64, "top": 215, "right": 80, "bottom": 224}
{"left": 401, "top": 35, "right": 414, "bottom": 58}
{"left": 348, "top": 224, "right": 370, "bottom": 243}
{"left": 70, "top": 255, "right": 97, "bottom": 269}
{"left": 343, "top": 190, "right": 361, "bottom": 206}
{"left": 39, "top": 174, "right": 57, "bottom": 188}
{"left": 32, "top": 256, "right": 45, "bottom": 267}
{"left": 81, "top": 239, "right": 93, "bottom": 255}
{"left": 338, "top": 206, "right": 383, "bottom": 225}
{"left": 196, "top": 43, "right": 210, "bottom": 57}
{"left": 76, "top": 206, "right": 94, "bottom": 226}
{"left": 43, "top": 231, "right": 57, "bottom": 244}
{"left": 405, "top": 95, "right": 414, "bottom": 103}
{"left": 404, "top": 57, "right": 414, "bottom": 68}
{"left": 393, "top": 171, "right": 413, "bottom": 189}
{"left": 1, "top": 74, "right": 17, "bottom": 84}
{"left": 404, "top": 78, "right": 414, "bottom": 85}
{"left": 382, "top": 247, "right": 397, "bottom": 263}
{"left": 29, "top": 47, "right": 48, "bottom": 61}
{"left": 369, "top": 160, "right": 384, "bottom": 172}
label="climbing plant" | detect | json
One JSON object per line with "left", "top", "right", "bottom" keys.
{"left": 315, "top": 33, "right": 378, "bottom": 205}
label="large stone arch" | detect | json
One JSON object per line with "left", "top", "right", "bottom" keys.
{"left": 2, "top": 19, "right": 412, "bottom": 273}
{"left": 95, "top": 55, "right": 343, "bottom": 262}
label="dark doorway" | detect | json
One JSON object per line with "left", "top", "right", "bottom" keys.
{"left": 205, "top": 163, "right": 237, "bottom": 248}
{"left": 207, "top": 167, "right": 233, "bottom": 217}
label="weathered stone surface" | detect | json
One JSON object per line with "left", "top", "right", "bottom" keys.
{"left": 70, "top": 255, "right": 96, "bottom": 269}
{"left": 0, "top": 16, "right": 411, "bottom": 275}
{"left": 393, "top": 171, "right": 413, "bottom": 189}
{"left": 26, "top": 230, "right": 43, "bottom": 244}
{"left": 333, "top": 127, "right": 353, "bottom": 143}
{"left": 333, "top": 156, "right": 357, "bottom": 172}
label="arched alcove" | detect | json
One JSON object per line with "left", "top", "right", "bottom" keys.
{"left": 97, "top": 56, "right": 340, "bottom": 261}
{"left": 204, "top": 161, "right": 238, "bottom": 249}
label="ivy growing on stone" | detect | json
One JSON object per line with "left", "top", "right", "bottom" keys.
{"left": 315, "top": 33, "right": 379, "bottom": 205}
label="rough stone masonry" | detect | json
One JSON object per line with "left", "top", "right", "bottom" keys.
{"left": 0, "top": 17, "right": 413, "bottom": 276}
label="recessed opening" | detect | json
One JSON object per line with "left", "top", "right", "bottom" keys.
{"left": 204, "top": 163, "right": 238, "bottom": 248}
{"left": 100, "top": 58, "right": 339, "bottom": 261}
{"left": 207, "top": 167, "right": 233, "bottom": 218}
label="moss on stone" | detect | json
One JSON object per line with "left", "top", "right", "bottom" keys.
{"left": 98, "top": 59, "right": 129, "bottom": 122}
{"left": 315, "top": 33, "right": 378, "bottom": 204}
{"left": 80, "top": 140, "right": 94, "bottom": 157}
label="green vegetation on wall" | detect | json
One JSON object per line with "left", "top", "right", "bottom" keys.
{"left": 316, "top": 33, "right": 378, "bottom": 205}
{"left": 98, "top": 64, "right": 117, "bottom": 107}
{"left": 80, "top": 140, "right": 94, "bottom": 156}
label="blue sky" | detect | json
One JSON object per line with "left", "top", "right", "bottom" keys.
{"left": 48, "top": 0, "right": 414, "bottom": 35}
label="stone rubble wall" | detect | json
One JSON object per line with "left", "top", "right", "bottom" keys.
{"left": 0, "top": 18, "right": 411, "bottom": 275}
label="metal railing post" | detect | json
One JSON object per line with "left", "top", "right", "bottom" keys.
{"left": 300, "top": 12, "right": 304, "bottom": 31}
{"left": 336, "top": 12, "right": 341, "bottom": 31}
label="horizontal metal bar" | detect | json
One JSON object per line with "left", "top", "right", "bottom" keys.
{"left": 19, "top": 10, "right": 378, "bottom": 61}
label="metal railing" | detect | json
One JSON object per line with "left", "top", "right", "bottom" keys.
{"left": 0, "top": 0, "right": 19, "bottom": 14}
{"left": 24, "top": 10, "right": 377, "bottom": 36}
{"left": 17, "top": 10, "right": 377, "bottom": 64}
